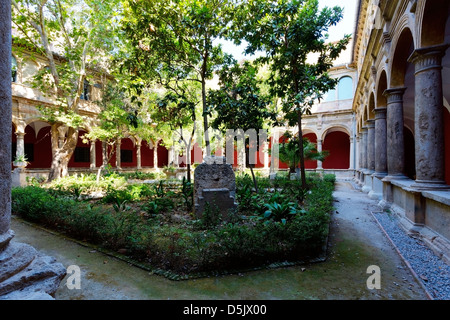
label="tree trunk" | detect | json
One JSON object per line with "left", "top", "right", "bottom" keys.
{"left": 297, "top": 110, "right": 307, "bottom": 189}
{"left": 47, "top": 125, "right": 78, "bottom": 182}
{"left": 201, "top": 77, "right": 210, "bottom": 158}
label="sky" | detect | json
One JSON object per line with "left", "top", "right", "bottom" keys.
{"left": 217, "top": 0, "right": 358, "bottom": 62}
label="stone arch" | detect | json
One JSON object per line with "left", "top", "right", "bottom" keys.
{"left": 417, "top": 0, "right": 449, "bottom": 48}
{"left": 24, "top": 120, "right": 52, "bottom": 169}
{"left": 389, "top": 27, "right": 415, "bottom": 88}
{"left": 376, "top": 70, "right": 388, "bottom": 108}
{"left": 68, "top": 128, "right": 91, "bottom": 168}
{"left": 368, "top": 92, "right": 375, "bottom": 120}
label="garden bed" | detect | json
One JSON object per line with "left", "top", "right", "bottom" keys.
{"left": 11, "top": 172, "right": 336, "bottom": 279}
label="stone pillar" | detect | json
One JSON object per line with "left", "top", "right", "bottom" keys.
{"left": 408, "top": 44, "right": 450, "bottom": 189}
{"left": 370, "top": 107, "right": 388, "bottom": 200}
{"left": 361, "top": 127, "right": 368, "bottom": 170}
{"left": 15, "top": 131, "right": 25, "bottom": 160}
{"left": 116, "top": 139, "right": 121, "bottom": 170}
{"left": 349, "top": 136, "right": 355, "bottom": 170}
{"left": 374, "top": 107, "right": 388, "bottom": 176}
{"left": 153, "top": 140, "right": 159, "bottom": 169}
{"left": 90, "top": 140, "right": 96, "bottom": 170}
{"left": 0, "top": 2, "right": 12, "bottom": 237}
{"left": 136, "top": 140, "right": 142, "bottom": 170}
{"left": 0, "top": 1, "right": 65, "bottom": 299}
{"left": 383, "top": 88, "right": 408, "bottom": 179}
{"left": 316, "top": 139, "right": 323, "bottom": 170}
{"left": 366, "top": 120, "right": 375, "bottom": 173}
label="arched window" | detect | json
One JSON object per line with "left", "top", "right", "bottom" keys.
{"left": 338, "top": 76, "right": 353, "bottom": 100}
{"left": 323, "top": 88, "right": 336, "bottom": 102}
{"left": 11, "top": 56, "right": 17, "bottom": 82}
{"left": 80, "top": 79, "right": 91, "bottom": 100}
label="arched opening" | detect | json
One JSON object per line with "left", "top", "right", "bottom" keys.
{"left": 120, "top": 138, "right": 137, "bottom": 168}
{"left": 68, "top": 129, "right": 91, "bottom": 168}
{"left": 141, "top": 140, "right": 154, "bottom": 167}
{"left": 421, "top": 0, "right": 449, "bottom": 47}
{"left": 322, "top": 129, "right": 350, "bottom": 169}
{"left": 376, "top": 70, "right": 388, "bottom": 108}
{"left": 303, "top": 132, "right": 318, "bottom": 169}
{"left": 25, "top": 121, "right": 52, "bottom": 169}
{"left": 157, "top": 140, "right": 169, "bottom": 168}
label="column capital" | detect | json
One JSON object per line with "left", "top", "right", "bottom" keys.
{"left": 383, "top": 87, "right": 407, "bottom": 104}
{"left": 374, "top": 107, "right": 387, "bottom": 120}
{"left": 408, "top": 44, "right": 450, "bottom": 74}
{"left": 366, "top": 119, "right": 375, "bottom": 128}
{"left": 15, "top": 131, "right": 25, "bottom": 138}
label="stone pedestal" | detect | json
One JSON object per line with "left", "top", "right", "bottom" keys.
{"left": 193, "top": 156, "right": 237, "bottom": 219}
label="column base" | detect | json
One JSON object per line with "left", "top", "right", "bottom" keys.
{"left": 410, "top": 180, "right": 450, "bottom": 190}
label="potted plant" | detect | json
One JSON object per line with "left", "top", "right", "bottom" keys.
{"left": 13, "top": 154, "right": 29, "bottom": 168}
{"left": 163, "top": 164, "right": 177, "bottom": 178}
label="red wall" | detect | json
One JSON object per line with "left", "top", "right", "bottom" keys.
{"left": 444, "top": 107, "right": 450, "bottom": 185}
{"left": 120, "top": 138, "right": 137, "bottom": 168}
{"left": 157, "top": 141, "right": 169, "bottom": 167}
{"left": 141, "top": 140, "right": 154, "bottom": 167}
{"left": 322, "top": 131, "right": 350, "bottom": 169}
{"left": 304, "top": 133, "right": 317, "bottom": 169}
{"left": 68, "top": 130, "right": 90, "bottom": 168}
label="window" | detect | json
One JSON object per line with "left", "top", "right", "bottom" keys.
{"left": 338, "top": 76, "right": 353, "bottom": 100}
{"left": 80, "top": 80, "right": 91, "bottom": 100}
{"left": 121, "top": 149, "right": 133, "bottom": 163}
{"left": 323, "top": 88, "right": 336, "bottom": 102}
{"left": 74, "top": 147, "right": 90, "bottom": 162}
{"left": 11, "top": 56, "right": 17, "bottom": 82}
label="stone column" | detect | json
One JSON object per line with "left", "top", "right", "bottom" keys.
{"left": 90, "top": 140, "right": 96, "bottom": 170}
{"left": 15, "top": 131, "right": 25, "bottom": 160}
{"left": 366, "top": 120, "right": 375, "bottom": 172}
{"left": 361, "top": 127, "right": 368, "bottom": 170}
{"left": 374, "top": 107, "right": 388, "bottom": 176}
{"left": 116, "top": 139, "right": 121, "bottom": 170}
{"left": 383, "top": 88, "right": 408, "bottom": 179}
{"left": 0, "top": 0, "right": 65, "bottom": 299}
{"left": 408, "top": 44, "right": 450, "bottom": 189}
{"left": 136, "top": 140, "right": 142, "bottom": 170}
{"left": 102, "top": 141, "right": 108, "bottom": 167}
{"left": 349, "top": 136, "right": 355, "bottom": 170}
{"left": 316, "top": 139, "right": 323, "bottom": 170}
{"left": 0, "top": 1, "right": 12, "bottom": 237}
{"left": 153, "top": 140, "right": 159, "bottom": 169}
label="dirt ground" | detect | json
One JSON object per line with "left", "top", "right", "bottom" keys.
{"left": 9, "top": 181, "right": 429, "bottom": 300}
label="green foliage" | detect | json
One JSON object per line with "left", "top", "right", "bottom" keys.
{"left": 11, "top": 173, "right": 336, "bottom": 275}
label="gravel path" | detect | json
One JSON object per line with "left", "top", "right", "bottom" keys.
{"left": 372, "top": 211, "right": 450, "bottom": 300}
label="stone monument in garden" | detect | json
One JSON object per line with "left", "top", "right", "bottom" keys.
{"left": 193, "top": 156, "right": 238, "bottom": 220}
{"left": 0, "top": 1, "right": 66, "bottom": 300}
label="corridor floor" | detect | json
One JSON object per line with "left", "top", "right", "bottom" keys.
{"left": 10, "top": 181, "right": 429, "bottom": 300}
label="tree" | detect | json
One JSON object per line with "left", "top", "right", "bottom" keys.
{"left": 233, "top": 0, "right": 350, "bottom": 188}
{"left": 277, "top": 131, "right": 328, "bottom": 174}
{"left": 12, "top": 0, "right": 121, "bottom": 181}
{"left": 151, "top": 80, "right": 201, "bottom": 182}
{"left": 208, "top": 58, "right": 277, "bottom": 192}
{"left": 120, "top": 0, "right": 237, "bottom": 157}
